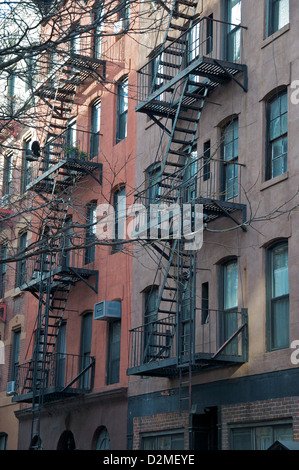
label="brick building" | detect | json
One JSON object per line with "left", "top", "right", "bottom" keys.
{"left": 127, "top": 0, "right": 299, "bottom": 451}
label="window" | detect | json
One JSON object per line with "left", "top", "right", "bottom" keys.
{"left": 146, "top": 163, "right": 161, "bottom": 205}
{"left": 0, "top": 243, "right": 7, "bottom": 298}
{"left": 221, "top": 119, "right": 239, "bottom": 200}
{"left": 10, "top": 329, "right": 21, "bottom": 381}
{"left": 80, "top": 312, "right": 92, "bottom": 388}
{"left": 93, "top": 1, "right": 103, "bottom": 58}
{"left": 231, "top": 422, "right": 292, "bottom": 450}
{"left": 219, "top": 259, "right": 238, "bottom": 355}
{"left": 119, "top": 0, "right": 130, "bottom": 22}
{"left": 0, "top": 433, "right": 8, "bottom": 450}
{"left": 85, "top": 202, "right": 97, "bottom": 264}
{"left": 116, "top": 77, "right": 128, "bottom": 143}
{"left": 69, "top": 26, "right": 80, "bottom": 55}
{"left": 206, "top": 14, "right": 213, "bottom": 55}
{"left": 7, "top": 70, "right": 15, "bottom": 114}
{"left": 142, "top": 431, "right": 184, "bottom": 450}
{"left": 16, "top": 232, "right": 27, "bottom": 287}
{"left": 203, "top": 141, "right": 211, "bottom": 181}
{"left": 106, "top": 319, "right": 121, "bottom": 384}
{"left": 266, "top": 241, "right": 289, "bottom": 350}
{"left": 183, "top": 146, "right": 197, "bottom": 203}
{"left": 143, "top": 286, "right": 158, "bottom": 362}
{"left": 21, "top": 138, "right": 32, "bottom": 193}
{"left": 55, "top": 322, "right": 66, "bottom": 387}
{"left": 266, "top": 0, "right": 289, "bottom": 37}
{"left": 3, "top": 152, "right": 12, "bottom": 196}
{"left": 188, "top": 22, "right": 201, "bottom": 87}
{"left": 95, "top": 427, "right": 110, "bottom": 450}
{"left": 112, "top": 186, "right": 126, "bottom": 252}
{"left": 90, "top": 100, "right": 101, "bottom": 159}
{"left": 225, "top": 0, "right": 242, "bottom": 62}
{"left": 201, "top": 282, "right": 209, "bottom": 324}
{"left": 151, "top": 47, "right": 164, "bottom": 96}
{"left": 65, "top": 120, "right": 76, "bottom": 154}
{"left": 181, "top": 275, "right": 194, "bottom": 359}
{"left": 266, "top": 90, "right": 287, "bottom": 180}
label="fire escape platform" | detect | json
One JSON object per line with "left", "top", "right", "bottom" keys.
{"left": 136, "top": 56, "right": 247, "bottom": 117}
{"left": 26, "top": 158, "right": 103, "bottom": 194}
{"left": 20, "top": 264, "right": 98, "bottom": 293}
{"left": 12, "top": 385, "right": 89, "bottom": 404}
{"left": 127, "top": 352, "right": 246, "bottom": 378}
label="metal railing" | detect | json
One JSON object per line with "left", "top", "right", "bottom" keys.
{"left": 14, "top": 353, "right": 95, "bottom": 397}
{"left": 20, "top": 233, "right": 97, "bottom": 287}
{"left": 137, "top": 16, "right": 246, "bottom": 104}
{"left": 129, "top": 314, "right": 177, "bottom": 369}
{"left": 135, "top": 156, "right": 244, "bottom": 208}
{"left": 128, "top": 309, "right": 248, "bottom": 371}
{"left": 27, "top": 128, "right": 101, "bottom": 184}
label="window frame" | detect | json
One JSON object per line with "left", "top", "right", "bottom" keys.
{"left": 141, "top": 429, "right": 185, "bottom": 450}
{"left": 220, "top": 118, "right": 239, "bottom": 201}
{"left": 90, "top": 99, "right": 101, "bottom": 159}
{"left": 3, "top": 151, "right": 13, "bottom": 197}
{"left": 10, "top": 328, "right": 21, "bottom": 381}
{"left": 266, "top": 240, "right": 289, "bottom": 351}
{"left": 112, "top": 185, "right": 126, "bottom": 253}
{"left": 85, "top": 201, "right": 97, "bottom": 265}
{"left": 16, "top": 231, "right": 27, "bottom": 288}
{"left": 106, "top": 318, "right": 121, "bottom": 385}
{"left": 230, "top": 420, "right": 293, "bottom": 450}
{"left": 218, "top": 258, "right": 239, "bottom": 354}
{"left": 0, "top": 242, "right": 7, "bottom": 298}
{"left": 116, "top": 77, "right": 128, "bottom": 143}
{"left": 266, "top": 0, "right": 289, "bottom": 37}
{"left": 266, "top": 89, "right": 288, "bottom": 181}
{"left": 21, "top": 137, "right": 32, "bottom": 193}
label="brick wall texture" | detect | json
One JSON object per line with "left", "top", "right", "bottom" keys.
{"left": 133, "top": 411, "right": 189, "bottom": 450}
{"left": 221, "top": 396, "right": 299, "bottom": 450}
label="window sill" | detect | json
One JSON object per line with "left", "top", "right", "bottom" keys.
{"left": 262, "top": 23, "right": 290, "bottom": 49}
{"left": 261, "top": 171, "right": 289, "bottom": 191}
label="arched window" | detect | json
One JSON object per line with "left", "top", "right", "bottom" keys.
{"left": 94, "top": 426, "right": 110, "bottom": 450}
{"left": 266, "top": 240, "right": 289, "bottom": 350}
{"left": 221, "top": 118, "right": 239, "bottom": 201}
{"left": 57, "top": 430, "right": 76, "bottom": 450}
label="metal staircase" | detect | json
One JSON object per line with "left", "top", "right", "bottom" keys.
{"left": 12, "top": 45, "right": 105, "bottom": 450}
{"left": 128, "top": 1, "right": 249, "bottom": 416}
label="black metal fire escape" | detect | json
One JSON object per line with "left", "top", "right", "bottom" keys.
{"left": 12, "top": 48, "right": 106, "bottom": 449}
{"left": 128, "top": 0, "right": 249, "bottom": 411}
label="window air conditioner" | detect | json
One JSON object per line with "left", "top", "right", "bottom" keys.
{"left": 6, "top": 381, "right": 16, "bottom": 396}
{"left": 114, "top": 18, "right": 129, "bottom": 34}
{"left": 94, "top": 301, "right": 121, "bottom": 321}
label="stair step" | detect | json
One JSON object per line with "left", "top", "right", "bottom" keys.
{"left": 175, "top": 127, "right": 196, "bottom": 134}
{"left": 176, "top": 12, "right": 193, "bottom": 20}
{"left": 156, "top": 72, "right": 173, "bottom": 81}
{"left": 164, "top": 286, "right": 177, "bottom": 291}
{"left": 166, "top": 49, "right": 185, "bottom": 57}
{"left": 181, "top": 104, "right": 204, "bottom": 112}
{"left": 158, "top": 309, "right": 175, "bottom": 314}
{"left": 160, "top": 61, "right": 181, "bottom": 69}
{"left": 178, "top": 115, "right": 199, "bottom": 123}
{"left": 172, "top": 138, "right": 192, "bottom": 145}
{"left": 165, "top": 161, "right": 185, "bottom": 167}
{"left": 161, "top": 297, "right": 177, "bottom": 302}
{"left": 177, "top": 0, "right": 197, "bottom": 6}
{"left": 166, "top": 36, "right": 186, "bottom": 44}
{"left": 170, "top": 23, "right": 188, "bottom": 31}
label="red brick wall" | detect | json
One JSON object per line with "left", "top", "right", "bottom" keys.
{"left": 133, "top": 411, "right": 189, "bottom": 450}
{"left": 221, "top": 397, "right": 299, "bottom": 449}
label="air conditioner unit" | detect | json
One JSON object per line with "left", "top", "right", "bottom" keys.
{"left": 114, "top": 18, "right": 129, "bottom": 34}
{"left": 94, "top": 301, "right": 121, "bottom": 321}
{"left": 0, "top": 304, "right": 7, "bottom": 323}
{"left": 6, "top": 381, "right": 16, "bottom": 396}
